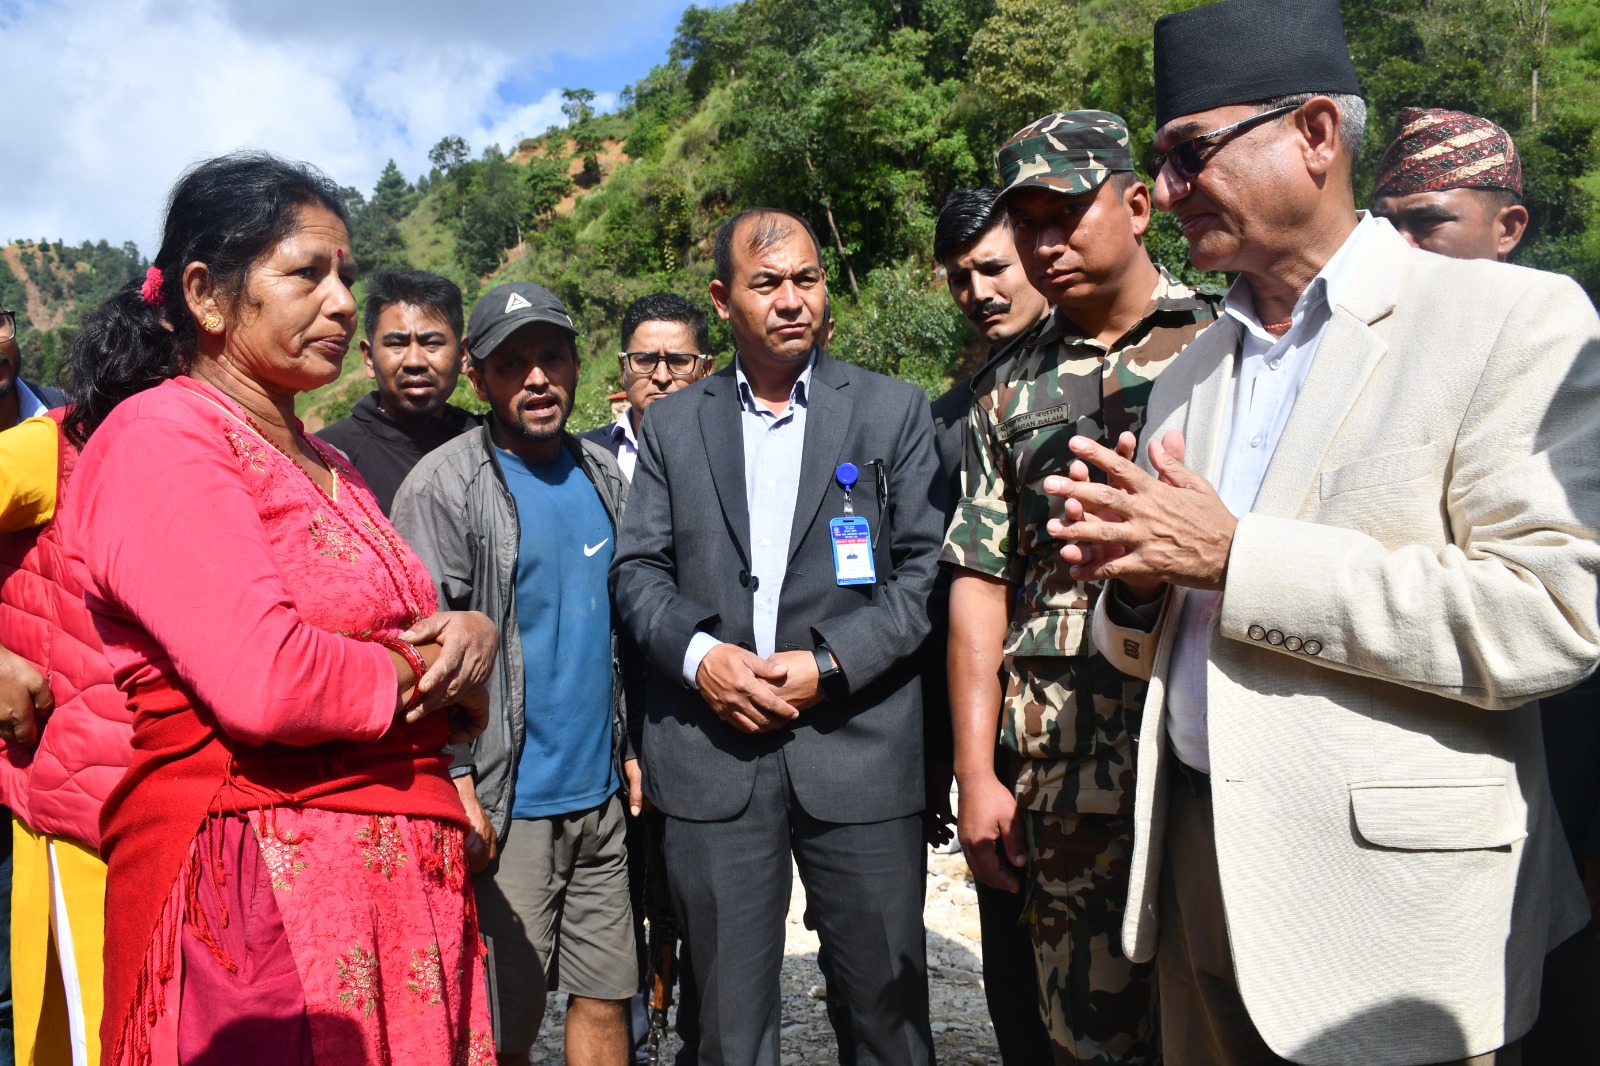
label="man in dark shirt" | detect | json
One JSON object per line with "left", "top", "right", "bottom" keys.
{"left": 317, "top": 269, "right": 477, "bottom": 512}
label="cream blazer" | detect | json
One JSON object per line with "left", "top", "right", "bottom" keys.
{"left": 1095, "top": 222, "right": 1600, "bottom": 1066}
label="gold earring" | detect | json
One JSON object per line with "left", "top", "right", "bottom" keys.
{"left": 202, "top": 312, "right": 223, "bottom": 333}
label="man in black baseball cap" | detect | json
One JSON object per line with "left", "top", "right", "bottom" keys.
{"left": 464, "top": 280, "right": 579, "bottom": 362}
{"left": 395, "top": 279, "right": 643, "bottom": 1064}
{"left": 461, "top": 280, "right": 584, "bottom": 450}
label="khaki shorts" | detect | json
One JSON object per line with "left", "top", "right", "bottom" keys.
{"left": 474, "top": 794, "right": 638, "bottom": 1055}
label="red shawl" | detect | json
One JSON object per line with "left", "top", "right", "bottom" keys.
{"left": 61, "top": 379, "right": 467, "bottom": 1064}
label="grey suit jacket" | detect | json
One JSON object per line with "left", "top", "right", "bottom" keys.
{"left": 610, "top": 352, "right": 945, "bottom": 823}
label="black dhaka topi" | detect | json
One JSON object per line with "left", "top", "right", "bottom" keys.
{"left": 1153, "top": 0, "right": 1362, "bottom": 129}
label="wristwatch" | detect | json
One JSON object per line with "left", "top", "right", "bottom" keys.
{"left": 813, "top": 643, "right": 848, "bottom": 703}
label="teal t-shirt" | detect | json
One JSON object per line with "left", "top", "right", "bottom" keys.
{"left": 498, "top": 445, "right": 618, "bottom": 818}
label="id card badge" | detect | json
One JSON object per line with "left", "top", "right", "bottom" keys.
{"left": 830, "top": 516, "right": 877, "bottom": 586}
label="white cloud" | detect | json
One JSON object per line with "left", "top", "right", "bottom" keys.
{"left": 218, "top": 0, "right": 667, "bottom": 55}
{"left": 0, "top": 0, "right": 667, "bottom": 251}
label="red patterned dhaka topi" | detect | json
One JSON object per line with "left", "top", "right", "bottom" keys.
{"left": 1374, "top": 107, "right": 1521, "bottom": 198}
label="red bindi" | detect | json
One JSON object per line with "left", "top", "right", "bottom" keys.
{"left": 336, "top": 248, "right": 344, "bottom": 258}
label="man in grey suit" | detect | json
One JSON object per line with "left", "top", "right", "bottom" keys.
{"left": 611, "top": 207, "right": 943, "bottom": 1066}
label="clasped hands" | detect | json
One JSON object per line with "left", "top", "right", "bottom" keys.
{"left": 393, "top": 610, "right": 499, "bottom": 745}
{"left": 696, "top": 643, "right": 829, "bottom": 734}
{"left": 1041, "top": 429, "right": 1237, "bottom": 598}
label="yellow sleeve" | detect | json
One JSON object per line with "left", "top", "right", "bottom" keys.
{"left": 0, "top": 417, "right": 59, "bottom": 532}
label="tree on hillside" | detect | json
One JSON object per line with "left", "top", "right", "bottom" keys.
{"left": 428, "top": 136, "right": 471, "bottom": 175}
{"left": 457, "top": 145, "right": 534, "bottom": 276}
{"left": 525, "top": 156, "right": 574, "bottom": 223}
{"left": 344, "top": 160, "right": 414, "bottom": 272}
{"left": 561, "top": 88, "right": 597, "bottom": 126}
{"left": 966, "top": 0, "right": 1084, "bottom": 139}
{"left": 370, "top": 160, "right": 414, "bottom": 217}
{"left": 1510, "top": 0, "right": 1551, "bottom": 121}
{"left": 564, "top": 88, "right": 606, "bottom": 186}
{"left": 670, "top": 4, "right": 747, "bottom": 100}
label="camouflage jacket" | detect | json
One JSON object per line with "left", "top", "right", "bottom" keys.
{"left": 940, "top": 267, "right": 1219, "bottom": 814}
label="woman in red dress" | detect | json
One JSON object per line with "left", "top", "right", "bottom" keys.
{"left": 60, "top": 151, "right": 498, "bottom": 1065}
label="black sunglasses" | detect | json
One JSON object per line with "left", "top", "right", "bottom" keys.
{"left": 1150, "top": 103, "right": 1299, "bottom": 184}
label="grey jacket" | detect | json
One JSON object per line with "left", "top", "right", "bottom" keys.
{"left": 392, "top": 424, "right": 635, "bottom": 838}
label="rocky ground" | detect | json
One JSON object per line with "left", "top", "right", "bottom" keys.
{"left": 530, "top": 851, "right": 1002, "bottom": 1064}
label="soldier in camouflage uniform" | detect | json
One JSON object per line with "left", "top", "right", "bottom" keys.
{"left": 942, "top": 112, "right": 1220, "bottom": 1065}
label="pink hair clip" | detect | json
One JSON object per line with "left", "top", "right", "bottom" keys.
{"left": 140, "top": 265, "right": 165, "bottom": 307}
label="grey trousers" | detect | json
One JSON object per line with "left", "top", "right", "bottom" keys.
{"left": 662, "top": 748, "right": 934, "bottom": 1066}
{"left": 1159, "top": 771, "right": 1520, "bottom": 1066}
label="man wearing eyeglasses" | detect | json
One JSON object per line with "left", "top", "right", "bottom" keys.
{"left": 0, "top": 310, "right": 63, "bottom": 433}
{"left": 582, "top": 294, "right": 715, "bottom": 1063}
{"left": 1047, "top": 2, "right": 1600, "bottom": 1064}
{"left": 581, "top": 293, "right": 714, "bottom": 482}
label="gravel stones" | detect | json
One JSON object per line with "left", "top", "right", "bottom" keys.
{"left": 527, "top": 852, "right": 1002, "bottom": 1065}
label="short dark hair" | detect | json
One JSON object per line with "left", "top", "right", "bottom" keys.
{"left": 933, "top": 187, "right": 1006, "bottom": 265}
{"left": 363, "top": 270, "right": 464, "bottom": 344}
{"left": 1107, "top": 171, "right": 1142, "bottom": 195}
{"left": 621, "top": 292, "right": 710, "bottom": 353}
{"left": 713, "top": 208, "right": 824, "bottom": 285}
{"left": 1478, "top": 187, "right": 1524, "bottom": 210}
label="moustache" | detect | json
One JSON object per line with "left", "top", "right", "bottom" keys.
{"left": 972, "top": 299, "right": 1012, "bottom": 318}
{"left": 395, "top": 374, "right": 441, "bottom": 390}
{"left": 517, "top": 391, "right": 568, "bottom": 413}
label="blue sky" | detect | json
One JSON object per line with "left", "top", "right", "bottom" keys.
{"left": 0, "top": 0, "right": 713, "bottom": 252}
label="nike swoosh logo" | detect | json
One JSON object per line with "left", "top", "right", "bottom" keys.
{"left": 584, "top": 539, "right": 610, "bottom": 557}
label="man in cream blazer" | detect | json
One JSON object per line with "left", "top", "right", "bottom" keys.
{"left": 1044, "top": 2, "right": 1600, "bottom": 1064}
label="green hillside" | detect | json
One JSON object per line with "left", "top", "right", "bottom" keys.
{"left": 2, "top": 239, "right": 145, "bottom": 391}
{"left": 8, "top": 0, "right": 1599, "bottom": 434}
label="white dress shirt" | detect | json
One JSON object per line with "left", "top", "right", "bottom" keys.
{"left": 1165, "top": 214, "right": 1382, "bottom": 772}
{"left": 681, "top": 355, "right": 815, "bottom": 686}
{"left": 605, "top": 409, "right": 641, "bottom": 481}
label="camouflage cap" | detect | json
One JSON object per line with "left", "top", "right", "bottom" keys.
{"left": 995, "top": 111, "right": 1135, "bottom": 199}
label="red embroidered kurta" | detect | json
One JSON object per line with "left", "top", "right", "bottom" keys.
{"left": 64, "top": 377, "right": 490, "bottom": 1066}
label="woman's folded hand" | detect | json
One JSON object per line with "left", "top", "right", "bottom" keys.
{"left": 400, "top": 611, "right": 499, "bottom": 721}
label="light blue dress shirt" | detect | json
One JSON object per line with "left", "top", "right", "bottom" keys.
{"left": 1165, "top": 214, "right": 1382, "bottom": 772}
{"left": 681, "top": 355, "right": 815, "bottom": 686}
